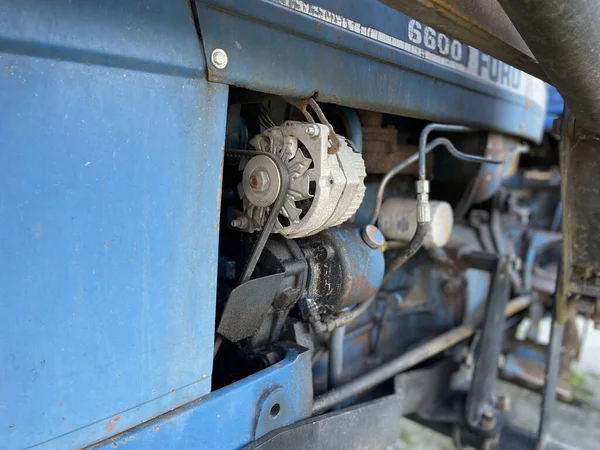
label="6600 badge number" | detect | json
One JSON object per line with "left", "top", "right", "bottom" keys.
{"left": 407, "top": 19, "right": 468, "bottom": 66}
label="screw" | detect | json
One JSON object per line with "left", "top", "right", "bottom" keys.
{"left": 210, "top": 49, "right": 228, "bottom": 69}
{"left": 306, "top": 124, "right": 320, "bottom": 137}
{"left": 361, "top": 225, "right": 385, "bottom": 249}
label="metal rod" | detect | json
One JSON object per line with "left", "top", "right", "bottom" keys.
{"left": 419, "top": 124, "right": 470, "bottom": 180}
{"left": 328, "top": 326, "right": 346, "bottom": 389}
{"left": 312, "top": 296, "right": 531, "bottom": 415}
{"left": 465, "top": 257, "right": 510, "bottom": 427}
{"left": 537, "top": 320, "right": 564, "bottom": 446}
{"left": 537, "top": 262, "right": 566, "bottom": 446}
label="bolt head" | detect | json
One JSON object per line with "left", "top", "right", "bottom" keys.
{"left": 362, "top": 225, "right": 385, "bottom": 249}
{"left": 306, "top": 124, "right": 320, "bottom": 137}
{"left": 211, "top": 49, "right": 228, "bottom": 69}
{"left": 231, "top": 216, "right": 249, "bottom": 229}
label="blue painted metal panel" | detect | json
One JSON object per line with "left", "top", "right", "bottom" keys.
{"left": 0, "top": 1, "right": 227, "bottom": 448}
{"left": 92, "top": 348, "right": 313, "bottom": 450}
{"left": 195, "top": 0, "right": 546, "bottom": 143}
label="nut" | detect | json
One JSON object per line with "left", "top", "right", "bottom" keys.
{"left": 306, "top": 124, "right": 320, "bottom": 137}
{"left": 480, "top": 410, "right": 496, "bottom": 430}
{"left": 210, "top": 49, "right": 228, "bottom": 69}
{"left": 248, "top": 169, "right": 270, "bottom": 192}
{"left": 415, "top": 179, "right": 430, "bottom": 194}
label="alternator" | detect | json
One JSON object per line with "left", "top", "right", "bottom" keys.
{"left": 238, "top": 121, "right": 366, "bottom": 238}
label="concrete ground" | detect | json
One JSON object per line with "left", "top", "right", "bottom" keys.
{"left": 392, "top": 318, "right": 600, "bottom": 450}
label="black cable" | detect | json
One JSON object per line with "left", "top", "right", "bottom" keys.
{"left": 384, "top": 222, "right": 430, "bottom": 279}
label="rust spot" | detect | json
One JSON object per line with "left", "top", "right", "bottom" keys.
{"left": 112, "top": 443, "right": 118, "bottom": 448}
{"left": 170, "top": 388, "right": 176, "bottom": 394}
{"left": 105, "top": 241, "right": 110, "bottom": 249}
{"left": 122, "top": 438, "right": 127, "bottom": 444}
{"left": 153, "top": 425, "right": 160, "bottom": 431}
{"left": 105, "top": 415, "right": 120, "bottom": 433}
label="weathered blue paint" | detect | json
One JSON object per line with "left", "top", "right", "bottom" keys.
{"left": 329, "top": 227, "right": 386, "bottom": 296}
{"left": 502, "top": 342, "right": 548, "bottom": 385}
{"left": 0, "top": 1, "right": 227, "bottom": 448}
{"left": 195, "top": 0, "right": 546, "bottom": 143}
{"left": 312, "top": 262, "right": 459, "bottom": 394}
{"left": 92, "top": 348, "right": 313, "bottom": 450}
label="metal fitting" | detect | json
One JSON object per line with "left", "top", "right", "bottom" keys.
{"left": 415, "top": 179, "right": 430, "bottom": 194}
{"left": 306, "top": 124, "right": 320, "bottom": 137}
{"left": 361, "top": 225, "right": 386, "bottom": 249}
{"left": 210, "top": 49, "right": 228, "bottom": 69}
{"left": 248, "top": 169, "right": 270, "bottom": 192}
{"left": 480, "top": 410, "right": 496, "bottom": 430}
{"left": 415, "top": 180, "right": 431, "bottom": 223}
{"left": 510, "top": 255, "right": 523, "bottom": 271}
{"left": 497, "top": 395, "right": 511, "bottom": 412}
{"left": 231, "top": 216, "right": 249, "bottom": 229}
{"left": 416, "top": 201, "right": 431, "bottom": 223}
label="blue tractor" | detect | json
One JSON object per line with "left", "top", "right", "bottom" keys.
{"left": 2, "top": 1, "right": 595, "bottom": 449}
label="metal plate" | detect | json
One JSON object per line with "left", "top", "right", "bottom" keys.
{"left": 195, "top": 0, "right": 546, "bottom": 142}
{"left": 0, "top": 1, "right": 227, "bottom": 448}
{"left": 218, "top": 273, "right": 286, "bottom": 342}
{"left": 93, "top": 347, "right": 313, "bottom": 450}
{"left": 245, "top": 395, "right": 402, "bottom": 450}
